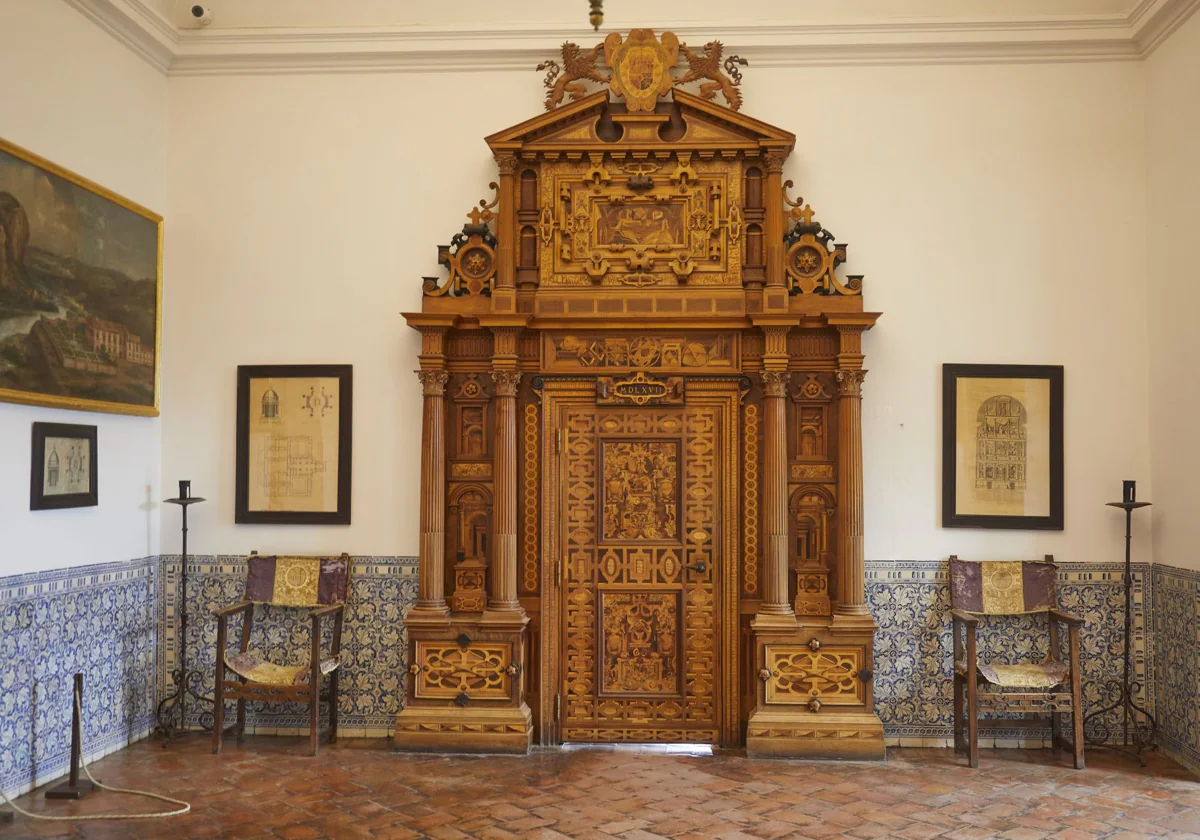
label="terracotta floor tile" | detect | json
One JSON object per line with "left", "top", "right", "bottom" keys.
{"left": 3, "top": 739, "right": 1198, "bottom": 839}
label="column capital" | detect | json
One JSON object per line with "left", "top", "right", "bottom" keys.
{"left": 761, "top": 370, "right": 791, "bottom": 398}
{"left": 491, "top": 370, "right": 522, "bottom": 397}
{"left": 834, "top": 369, "right": 866, "bottom": 397}
{"left": 417, "top": 369, "right": 450, "bottom": 396}
{"left": 763, "top": 150, "right": 788, "bottom": 174}
{"left": 494, "top": 151, "right": 519, "bottom": 174}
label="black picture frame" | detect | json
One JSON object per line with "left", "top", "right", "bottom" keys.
{"left": 942, "top": 363, "right": 1064, "bottom": 530}
{"left": 235, "top": 364, "right": 352, "bottom": 525}
{"left": 30, "top": 422, "right": 98, "bottom": 510}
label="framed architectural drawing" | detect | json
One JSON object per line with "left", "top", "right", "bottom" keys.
{"left": 235, "top": 364, "right": 352, "bottom": 525}
{"left": 0, "top": 138, "right": 162, "bottom": 416}
{"left": 942, "top": 364, "right": 1063, "bottom": 530}
{"left": 31, "top": 422, "right": 97, "bottom": 510}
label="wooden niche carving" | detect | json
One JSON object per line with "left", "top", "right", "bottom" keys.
{"left": 401, "top": 28, "right": 883, "bottom": 760}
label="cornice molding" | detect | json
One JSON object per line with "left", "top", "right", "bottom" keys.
{"left": 63, "top": 0, "right": 176, "bottom": 73}
{"left": 63, "top": 0, "right": 1200, "bottom": 75}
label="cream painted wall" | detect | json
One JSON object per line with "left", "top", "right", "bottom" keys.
{"left": 163, "top": 60, "right": 1151, "bottom": 564}
{"left": 1146, "top": 9, "right": 1200, "bottom": 571}
{"left": 0, "top": 0, "right": 167, "bottom": 576}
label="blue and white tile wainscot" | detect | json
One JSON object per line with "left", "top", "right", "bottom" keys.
{"left": 1152, "top": 563, "right": 1200, "bottom": 775}
{"left": 0, "top": 558, "right": 158, "bottom": 798}
{"left": 157, "top": 555, "right": 418, "bottom": 737}
{"left": 868, "top": 559, "right": 1153, "bottom": 749}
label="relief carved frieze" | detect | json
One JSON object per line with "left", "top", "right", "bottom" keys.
{"left": 547, "top": 333, "right": 736, "bottom": 372}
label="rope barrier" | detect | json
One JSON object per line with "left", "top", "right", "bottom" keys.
{"left": 0, "top": 682, "right": 192, "bottom": 822}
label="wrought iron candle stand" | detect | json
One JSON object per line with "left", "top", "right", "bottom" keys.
{"left": 1083, "top": 480, "right": 1157, "bottom": 763}
{"left": 155, "top": 480, "right": 214, "bottom": 745}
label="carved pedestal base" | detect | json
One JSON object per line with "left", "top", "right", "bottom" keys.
{"left": 746, "top": 619, "right": 885, "bottom": 760}
{"left": 746, "top": 707, "right": 885, "bottom": 759}
{"left": 393, "top": 703, "right": 533, "bottom": 754}
{"left": 395, "top": 618, "right": 531, "bottom": 754}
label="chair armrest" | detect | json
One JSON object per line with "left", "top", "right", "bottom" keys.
{"left": 951, "top": 609, "right": 980, "bottom": 626}
{"left": 213, "top": 600, "right": 253, "bottom": 619}
{"left": 1048, "top": 609, "right": 1085, "bottom": 627}
{"left": 310, "top": 603, "right": 345, "bottom": 619}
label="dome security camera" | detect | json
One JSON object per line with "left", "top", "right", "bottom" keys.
{"left": 189, "top": 4, "right": 213, "bottom": 26}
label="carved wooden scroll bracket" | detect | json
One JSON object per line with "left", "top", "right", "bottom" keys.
{"left": 782, "top": 181, "right": 863, "bottom": 297}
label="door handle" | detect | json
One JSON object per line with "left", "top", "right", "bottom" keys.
{"left": 686, "top": 560, "right": 707, "bottom": 574}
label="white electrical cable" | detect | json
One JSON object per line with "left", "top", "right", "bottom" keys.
{"left": 0, "top": 682, "right": 192, "bottom": 822}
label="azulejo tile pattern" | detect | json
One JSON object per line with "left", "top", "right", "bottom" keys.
{"left": 1153, "top": 562, "right": 1200, "bottom": 775}
{"left": 0, "top": 558, "right": 158, "bottom": 796}
{"left": 157, "top": 555, "right": 418, "bottom": 733}
{"left": 868, "top": 560, "right": 1152, "bottom": 742}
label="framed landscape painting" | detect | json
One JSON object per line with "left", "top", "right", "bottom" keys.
{"left": 31, "top": 422, "right": 97, "bottom": 510}
{"left": 0, "top": 138, "right": 162, "bottom": 416}
{"left": 942, "top": 364, "right": 1064, "bottom": 530}
{"left": 235, "top": 364, "right": 353, "bottom": 525}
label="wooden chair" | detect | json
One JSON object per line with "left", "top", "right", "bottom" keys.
{"left": 949, "top": 555, "right": 1086, "bottom": 769}
{"left": 212, "top": 552, "right": 350, "bottom": 756}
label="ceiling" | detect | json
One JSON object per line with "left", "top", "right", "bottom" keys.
{"left": 67, "top": 0, "right": 1200, "bottom": 74}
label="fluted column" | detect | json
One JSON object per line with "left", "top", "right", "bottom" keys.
{"left": 756, "top": 368, "right": 797, "bottom": 627}
{"left": 492, "top": 151, "right": 518, "bottom": 314}
{"left": 483, "top": 369, "right": 526, "bottom": 622}
{"left": 410, "top": 369, "right": 450, "bottom": 622}
{"left": 834, "top": 368, "right": 869, "bottom": 617}
{"left": 762, "top": 149, "right": 789, "bottom": 313}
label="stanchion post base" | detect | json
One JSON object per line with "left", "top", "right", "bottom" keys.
{"left": 46, "top": 780, "right": 94, "bottom": 800}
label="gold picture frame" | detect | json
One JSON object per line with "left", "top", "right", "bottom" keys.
{"left": 0, "top": 138, "right": 162, "bottom": 416}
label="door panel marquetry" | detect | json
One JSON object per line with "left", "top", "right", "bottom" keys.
{"left": 562, "top": 406, "right": 721, "bottom": 743}
{"left": 601, "top": 440, "right": 679, "bottom": 541}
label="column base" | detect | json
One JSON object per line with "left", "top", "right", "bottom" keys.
{"left": 746, "top": 707, "right": 885, "bottom": 760}
{"left": 831, "top": 610, "right": 876, "bottom": 634}
{"left": 752, "top": 611, "right": 799, "bottom": 631}
{"left": 405, "top": 605, "right": 451, "bottom": 626}
{"left": 393, "top": 703, "right": 533, "bottom": 754}
{"left": 479, "top": 607, "right": 529, "bottom": 629}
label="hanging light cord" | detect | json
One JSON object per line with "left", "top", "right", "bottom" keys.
{"left": 0, "top": 682, "right": 192, "bottom": 822}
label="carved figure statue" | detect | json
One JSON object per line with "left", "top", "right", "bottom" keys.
{"left": 676, "top": 41, "right": 745, "bottom": 111}
{"left": 538, "top": 42, "right": 608, "bottom": 110}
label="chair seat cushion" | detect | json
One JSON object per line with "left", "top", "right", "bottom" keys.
{"left": 226, "top": 650, "right": 340, "bottom": 686}
{"left": 955, "top": 660, "right": 1070, "bottom": 688}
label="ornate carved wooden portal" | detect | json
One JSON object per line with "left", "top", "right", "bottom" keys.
{"left": 399, "top": 30, "right": 884, "bottom": 758}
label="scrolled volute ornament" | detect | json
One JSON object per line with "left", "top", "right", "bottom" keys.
{"left": 422, "top": 184, "right": 499, "bottom": 298}
{"left": 782, "top": 182, "right": 862, "bottom": 297}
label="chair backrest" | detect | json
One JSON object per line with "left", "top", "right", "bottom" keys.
{"left": 243, "top": 553, "right": 351, "bottom": 607}
{"left": 949, "top": 555, "right": 1058, "bottom": 615}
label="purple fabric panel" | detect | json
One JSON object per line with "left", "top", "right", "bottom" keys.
{"left": 1022, "top": 562, "right": 1057, "bottom": 611}
{"left": 316, "top": 556, "right": 350, "bottom": 605}
{"left": 244, "top": 555, "right": 277, "bottom": 602}
{"left": 949, "top": 559, "right": 984, "bottom": 612}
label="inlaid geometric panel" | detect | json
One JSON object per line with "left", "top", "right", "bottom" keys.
{"left": 599, "top": 590, "right": 682, "bottom": 696}
{"left": 413, "top": 641, "right": 512, "bottom": 701}
{"left": 601, "top": 440, "right": 679, "bottom": 541}
{"left": 763, "top": 644, "right": 864, "bottom": 706}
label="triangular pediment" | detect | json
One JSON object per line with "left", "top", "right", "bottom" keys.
{"left": 486, "top": 89, "right": 794, "bottom": 155}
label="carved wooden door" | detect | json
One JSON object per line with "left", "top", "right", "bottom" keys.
{"left": 559, "top": 405, "right": 722, "bottom": 743}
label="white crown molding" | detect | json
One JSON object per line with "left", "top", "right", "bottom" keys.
{"left": 63, "top": 0, "right": 176, "bottom": 73}
{"left": 62, "top": 0, "right": 1200, "bottom": 75}
{"left": 1134, "top": 0, "right": 1200, "bottom": 52}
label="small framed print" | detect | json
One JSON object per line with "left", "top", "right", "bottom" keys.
{"left": 942, "top": 364, "right": 1064, "bottom": 530}
{"left": 235, "top": 364, "right": 352, "bottom": 525}
{"left": 31, "top": 422, "right": 98, "bottom": 510}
